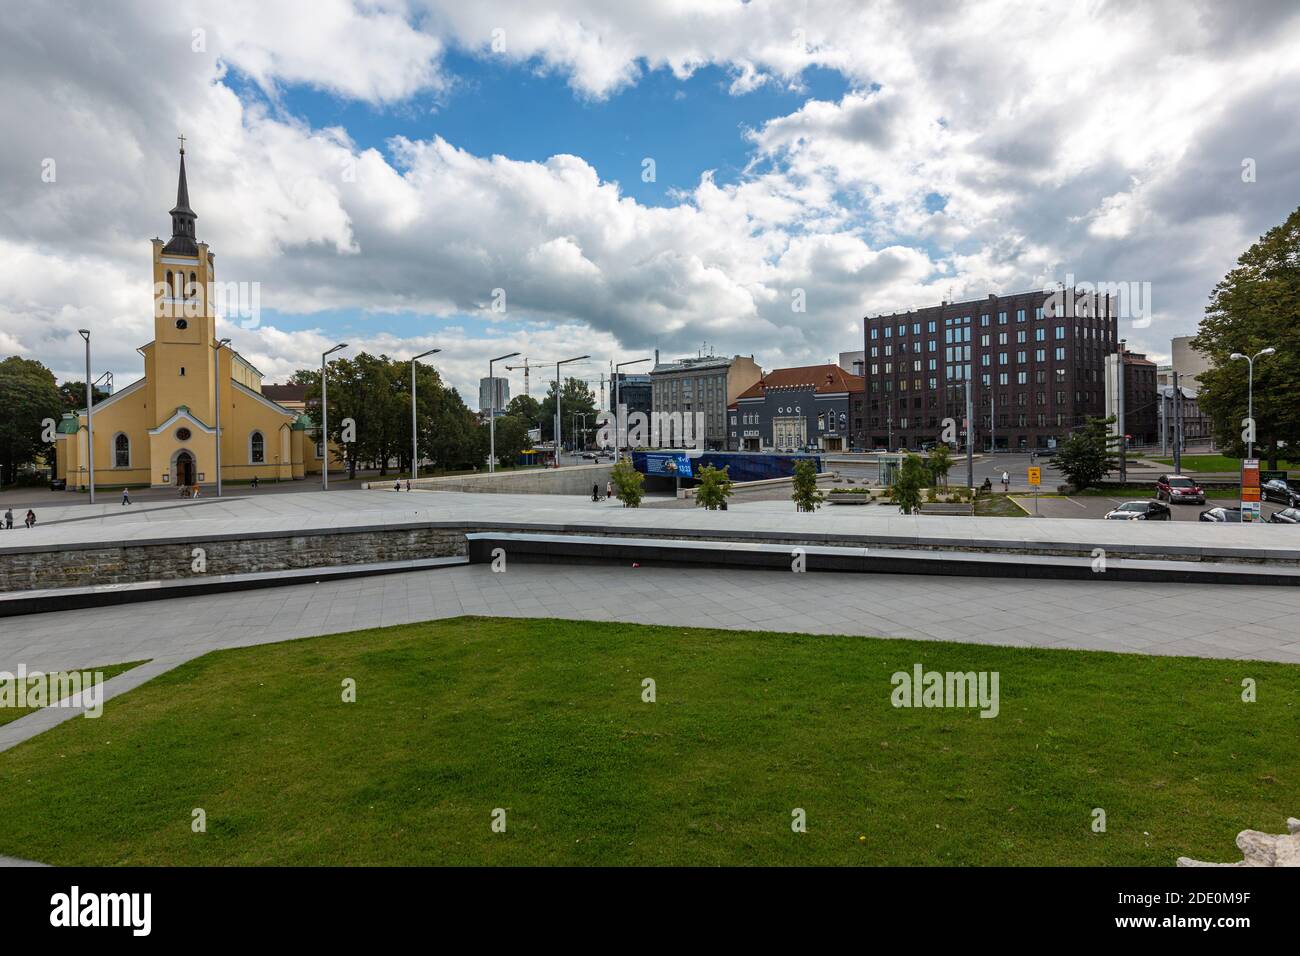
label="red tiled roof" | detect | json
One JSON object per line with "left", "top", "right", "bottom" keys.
{"left": 734, "top": 364, "right": 864, "bottom": 401}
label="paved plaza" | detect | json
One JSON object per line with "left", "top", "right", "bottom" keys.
{"left": 3, "top": 488, "right": 1294, "bottom": 554}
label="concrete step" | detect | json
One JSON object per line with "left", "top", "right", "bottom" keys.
{"left": 466, "top": 532, "right": 1300, "bottom": 586}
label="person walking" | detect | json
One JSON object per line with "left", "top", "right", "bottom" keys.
{"left": 1001, "top": 470, "right": 1009, "bottom": 492}
{"left": 592, "top": 482, "right": 600, "bottom": 502}
{"left": 25, "top": 509, "right": 36, "bottom": 529}
{"left": 394, "top": 479, "right": 401, "bottom": 492}
{"left": 251, "top": 475, "right": 259, "bottom": 489}
{"left": 2, "top": 507, "right": 10, "bottom": 530}
{"left": 605, "top": 479, "right": 613, "bottom": 500}
{"left": 122, "top": 488, "right": 131, "bottom": 506}
{"left": 405, "top": 479, "right": 411, "bottom": 492}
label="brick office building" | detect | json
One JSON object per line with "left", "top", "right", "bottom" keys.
{"left": 860, "top": 289, "right": 1119, "bottom": 451}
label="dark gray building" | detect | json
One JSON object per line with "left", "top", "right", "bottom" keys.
{"left": 728, "top": 364, "right": 865, "bottom": 452}
{"left": 610, "top": 372, "right": 652, "bottom": 420}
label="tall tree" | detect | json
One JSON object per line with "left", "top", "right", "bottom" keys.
{"left": 58, "top": 380, "right": 111, "bottom": 411}
{"left": 487, "top": 414, "right": 532, "bottom": 469}
{"left": 0, "top": 356, "right": 62, "bottom": 486}
{"left": 539, "top": 377, "right": 598, "bottom": 448}
{"left": 1192, "top": 205, "right": 1300, "bottom": 468}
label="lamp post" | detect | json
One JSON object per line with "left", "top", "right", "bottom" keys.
{"left": 488, "top": 351, "right": 520, "bottom": 473}
{"left": 214, "top": 337, "right": 231, "bottom": 496}
{"left": 554, "top": 355, "right": 589, "bottom": 465}
{"left": 321, "top": 343, "right": 347, "bottom": 490}
{"left": 1229, "top": 348, "right": 1275, "bottom": 461}
{"left": 77, "top": 330, "right": 95, "bottom": 503}
{"left": 409, "top": 348, "right": 442, "bottom": 482}
{"left": 614, "top": 357, "right": 651, "bottom": 458}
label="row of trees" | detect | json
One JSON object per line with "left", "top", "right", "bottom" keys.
{"left": 0, "top": 356, "right": 63, "bottom": 487}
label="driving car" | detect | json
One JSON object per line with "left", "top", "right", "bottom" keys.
{"left": 1103, "top": 500, "right": 1172, "bottom": 520}
{"left": 1155, "top": 474, "right": 1205, "bottom": 504}
{"left": 1199, "top": 507, "right": 1243, "bottom": 522}
{"left": 1262, "top": 478, "right": 1300, "bottom": 507}
{"left": 1268, "top": 507, "right": 1300, "bottom": 523}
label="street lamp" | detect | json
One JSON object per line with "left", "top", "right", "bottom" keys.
{"left": 614, "top": 357, "right": 652, "bottom": 458}
{"left": 409, "top": 348, "right": 442, "bottom": 482}
{"left": 214, "top": 337, "right": 231, "bottom": 496}
{"left": 554, "top": 355, "right": 589, "bottom": 464}
{"left": 1230, "top": 348, "right": 1275, "bottom": 461}
{"left": 488, "top": 351, "right": 520, "bottom": 473}
{"left": 321, "top": 343, "right": 348, "bottom": 490}
{"left": 77, "top": 330, "right": 95, "bottom": 504}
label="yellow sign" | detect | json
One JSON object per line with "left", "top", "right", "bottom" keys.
{"left": 1027, "top": 467, "right": 1041, "bottom": 486}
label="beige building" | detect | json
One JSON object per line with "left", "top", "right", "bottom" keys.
{"left": 649, "top": 352, "right": 763, "bottom": 450}
{"left": 56, "top": 144, "right": 332, "bottom": 489}
{"left": 1169, "top": 335, "right": 1211, "bottom": 389}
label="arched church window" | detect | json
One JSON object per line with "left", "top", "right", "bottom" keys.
{"left": 250, "top": 431, "right": 265, "bottom": 464}
{"left": 114, "top": 433, "right": 130, "bottom": 468}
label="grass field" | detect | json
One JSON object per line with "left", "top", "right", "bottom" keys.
{"left": 0, "top": 617, "right": 1294, "bottom": 866}
{"left": 0, "top": 661, "right": 147, "bottom": 727}
{"left": 1149, "top": 455, "right": 1297, "bottom": 473}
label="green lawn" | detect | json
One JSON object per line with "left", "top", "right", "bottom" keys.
{"left": 0, "top": 661, "right": 147, "bottom": 727}
{"left": 0, "top": 617, "right": 1294, "bottom": 866}
{"left": 1149, "top": 455, "right": 1297, "bottom": 473}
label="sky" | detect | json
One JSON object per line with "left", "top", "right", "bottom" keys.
{"left": 2, "top": 0, "right": 1298, "bottom": 409}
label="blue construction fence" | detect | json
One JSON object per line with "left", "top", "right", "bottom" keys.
{"left": 631, "top": 451, "right": 823, "bottom": 484}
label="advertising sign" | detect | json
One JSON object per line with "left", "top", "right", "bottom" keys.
{"left": 1241, "top": 458, "right": 1260, "bottom": 523}
{"left": 644, "top": 453, "right": 694, "bottom": 479}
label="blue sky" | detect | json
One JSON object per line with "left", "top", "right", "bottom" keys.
{"left": 236, "top": 57, "right": 852, "bottom": 207}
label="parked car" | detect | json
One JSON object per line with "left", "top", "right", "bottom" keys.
{"left": 1104, "top": 500, "right": 1172, "bottom": 520}
{"left": 1199, "top": 507, "right": 1243, "bottom": 522}
{"left": 1268, "top": 507, "right": 1300, "bottom": 523}
{"left": 1155, "top": 474, "right": 1205, "bottom": 504}
{"left": 1262, "top": 478, "right": 1300, "bottom": 507}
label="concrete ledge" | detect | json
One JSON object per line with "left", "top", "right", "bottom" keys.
{"left": 466, "top": 532, "right": 1300, "bottom": 586}
{"left": 0, "top": 556, "right": 468, "bottom": 618}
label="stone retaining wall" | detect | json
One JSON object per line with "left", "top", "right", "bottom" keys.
{"left": 0, "top": 527, "right": 466, "bottom": 592}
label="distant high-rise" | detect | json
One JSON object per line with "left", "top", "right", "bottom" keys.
{"left": 479, "top": 376, "right": 510, "bottom": 415}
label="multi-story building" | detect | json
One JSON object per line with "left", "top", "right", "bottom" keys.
{"left": 610, "top": 371, "right": 652, "bottom": 420}
{"left": 649, "top": 352, "right": 763, "bottom": 450}
{"left": 728, "top": 364, "right": 864, "bottom": 452}
{"left": 478, "top": 376, "right": 510, "bottom": 416}
{"left": 1170, "top": 335, "right": 1212, "bottom": 389}
{"left": 860, "top": 289, "right": 1119, "bottom": 451}
{"left": 838, "top": 350, "right": 866, "bottom": 377}
{"left": 1104, "top": 349, "right": 1159, "bottom": 447}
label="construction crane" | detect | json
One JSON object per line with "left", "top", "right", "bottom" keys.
{"left": 504, "top": 357, "right": 534, "bottom": 396}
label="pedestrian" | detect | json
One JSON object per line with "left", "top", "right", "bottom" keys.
{"left": 1001, "top": 470, "right": 1009, "bottom": 492}
{"left": 394, "top": 479, "right": 401, "bottom": 491}
{"left": 405, "top": 479, "right": 411, "bottom": 492}
{"left": 592, "top": 482, "right": 600, "bottom": 502}
{"left": 251, "top": 475, "right": 259, "bottom": 489}
{"left": 25, "top": 509, "right": 36, "bottom": 529}
{"left": 192, "top": 484, "right": 201, "bottom": 499}
{"left": 3, "top": 508, "right": 12, "bottom": 529}
{"left": 122, "top": 488, "right": 131, "bottom": 506}
{"left": 606, "top": 479, "right": 613, "bottom": 500}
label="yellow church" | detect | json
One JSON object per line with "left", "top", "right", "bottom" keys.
{"left": 56, "top": 143, "right": 326, "bottom": 489}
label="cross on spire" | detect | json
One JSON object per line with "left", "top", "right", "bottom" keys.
{"left": 177, "top": 133, "right": 186, "bottom": 154}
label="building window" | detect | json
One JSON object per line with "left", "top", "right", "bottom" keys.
{"left": 249, "top": 430, "right": 265, "bottom": 464}
{"left": 113, "top": 433, "right": 130, "bottom": 468}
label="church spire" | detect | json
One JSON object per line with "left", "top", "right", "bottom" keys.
{"left": 162, "top": 135, "right": 199, "bottom": 256}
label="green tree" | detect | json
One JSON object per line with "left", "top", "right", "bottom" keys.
{"left": 892, "top": 453, "right": 928, "bottom": 514}
{"left": 506, "top": 394, "right": 543, "bottom": 428}
{"left": 694, "top": 464, "right": 733, "bottom": 510}
{"left": 791, "top": 458, "right": 824, "bottom": 512}
{"left": 539, "top": 377, "right": 598, "bottom": 449}
{"left": 488, "top": 413, "right": 531, "bottom": 469}
{"left": 610, "top": 456, "right": 644, "bottom": 507}
{"left": 1192, "top": 205, "right": 1300, "bottom": 469}
{"left": 1055, "top": 415, "right": 1119, "bottom": 491}
{"left": 927, "top": 443, "right": 953, "bottom": 488}
{"left": 58, "top": 380, "right": 111, "bottom": 411}
{"left": 0, "top": 357, "right": 62, "bottom": 486}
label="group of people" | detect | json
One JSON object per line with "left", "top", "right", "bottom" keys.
{"left": 392, "top": 479, "right": 413, "bottom": 491}
{"left": 591, "top": 480, "right": 613, "bottom": 502}
{"left": 1, "top": 508, "right": 36, "bottom": 529}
